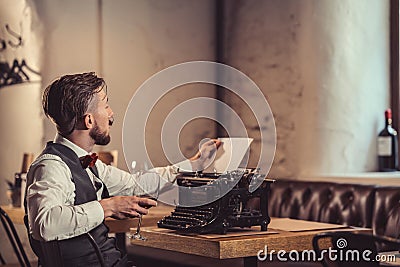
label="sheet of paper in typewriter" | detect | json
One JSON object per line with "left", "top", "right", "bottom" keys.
{"left": 204, "top": 137, "right": 253, "bottom": 173}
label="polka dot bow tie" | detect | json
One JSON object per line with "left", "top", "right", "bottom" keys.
{"left": 79, "top": 153, "right": 98, "bottom": 169}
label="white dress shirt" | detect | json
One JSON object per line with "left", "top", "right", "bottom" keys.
{"left": 26, "top": 134, "right": 190, "bottom": 241}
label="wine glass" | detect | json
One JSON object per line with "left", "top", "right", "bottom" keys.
{"left": 129, "top": 163, "right": 160, "bottom": 241}
{"left": 129, "top": 194, "right": 157, "bottom": 241}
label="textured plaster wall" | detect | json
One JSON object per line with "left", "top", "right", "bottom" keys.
{"left": 296, "top": 0, "right": 389, "bottom": 176}
{"left": 221, "top": 0, "right": 304, "bottom": 177}
{"left": 222, "top": 0, "right": 390, "bottom": 178}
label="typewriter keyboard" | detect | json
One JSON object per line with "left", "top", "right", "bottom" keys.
{"left": 158, "top": 206, "right": 215, "bottom": 229}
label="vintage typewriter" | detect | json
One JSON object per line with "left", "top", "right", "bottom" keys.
{"left": 157, "top": 169, "right": 274, "bottom": 234}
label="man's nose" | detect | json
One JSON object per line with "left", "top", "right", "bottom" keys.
{"left": 108, "top": 108, "right": 115, "bottom": 126}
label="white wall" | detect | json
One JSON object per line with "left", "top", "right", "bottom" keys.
{"left": 37, "top": 0, "right": 217, "bottom": 169}
{"left": 0, "top": 0, "right": 43, "bottom": 262}
{"left": 297, "top": 0, "right": 389, "bottom": 176}
{"left": 223, "top": 0, "right": 390, "bottom": 178}
{"left": 35, "top": 0, "right": 102, "bottom": 143}
{"left": 102, "top": 0, "right": 217, "bottom": 168}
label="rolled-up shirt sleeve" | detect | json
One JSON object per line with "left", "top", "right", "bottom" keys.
{"left": 26, "top": 156, "right": 104, "bottom": 241}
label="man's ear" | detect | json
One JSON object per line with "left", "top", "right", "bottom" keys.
{"left": 84, "top": 114, "right": 94, "bottom": 129}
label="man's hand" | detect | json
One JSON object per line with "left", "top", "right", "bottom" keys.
{"left": 189, "top": 138, "right": 222, "bottom": 171}
{"left": 99, "top": 196, "right": 157, "bottom": 219}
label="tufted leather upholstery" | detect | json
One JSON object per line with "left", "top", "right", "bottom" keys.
{"left": 372, "top": 186, "right": 400, "bottom": 238}
{"left": 318, "top": 183, "right": 375, "bottom": 228}
{"left": 268, "top": 180, "right": 336, "bottom": 221}
{"left": 268, "top": 179, "right": 400, "bottom": 238}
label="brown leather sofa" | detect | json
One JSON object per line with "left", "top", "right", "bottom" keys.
{"left": 268, "top": 179, "right": 400, "bottom": 239}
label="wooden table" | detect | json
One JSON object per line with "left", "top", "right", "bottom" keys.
{"left": 130, "top": 218, "right": 372, "bottom": 267}
{"left": 1, "top": 204, "right": 174, "bottom": 254}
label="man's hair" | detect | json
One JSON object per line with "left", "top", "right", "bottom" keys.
{"left": 42, "top": 72, "right": 106, "bottom": 136}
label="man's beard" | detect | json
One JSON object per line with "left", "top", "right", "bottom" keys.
{"left": 90, "top": 124, "right": 111, "bottom": 145}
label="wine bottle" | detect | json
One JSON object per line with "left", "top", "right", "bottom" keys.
{"left": 378, "top": 108, "right": 399, "bottom": 171}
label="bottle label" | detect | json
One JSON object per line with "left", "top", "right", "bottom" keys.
{"left": 378, "top": 136, "right": 392, "bottom": 156}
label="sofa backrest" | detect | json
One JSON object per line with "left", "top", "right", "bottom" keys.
{"left": 268, "top": 179, "right": 378, "bottom": 230}
{"left": 269, "top": 179, "right": 335, "bottom": 221}
{"left": 318, "top": 183, "right": 375, "bottom": 228}
{"left": 372, "top": 186, "right": 400, "bottom": 238}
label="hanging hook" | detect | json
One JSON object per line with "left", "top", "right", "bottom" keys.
{"left": 5, "top": 24, "right": 23, "bottom": 48}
